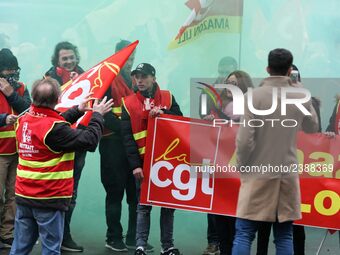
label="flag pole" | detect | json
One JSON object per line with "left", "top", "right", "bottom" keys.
{"left": 238, "top": 0, "right": 244, "bottom": 69}
{"left": 316, "top": 230, "right": 328, "bottom": 255}
{"left": 17, "top": 107, "right": 30, "bottom": 118}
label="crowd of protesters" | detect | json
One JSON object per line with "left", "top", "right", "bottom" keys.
{"left": 0, "top": 42, "right": 338, "bottom": 255}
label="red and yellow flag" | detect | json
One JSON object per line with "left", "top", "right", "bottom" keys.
{"left": 55, "top": 40, "right": 139, "bottom": 126}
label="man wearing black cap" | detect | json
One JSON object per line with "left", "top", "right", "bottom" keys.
{"left": 0, "top": 48, "right": 31, "bottom": 248}
{"left": 121, "top": 63, "right": 182, "bottom": 255}
{"left": 99, "top": 40, "right": 147, "bottom": 252}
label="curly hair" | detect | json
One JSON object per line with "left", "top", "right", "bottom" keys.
{"left": 51, "top": 41, "right": 80, "bottom": 67}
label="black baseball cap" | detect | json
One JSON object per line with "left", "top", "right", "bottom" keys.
{"left": 131, "top": 63, "right": 155, "bottom": 76}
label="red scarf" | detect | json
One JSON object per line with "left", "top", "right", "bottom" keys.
{"left": 56, "top": 66, "right": 81, "bottom": 84}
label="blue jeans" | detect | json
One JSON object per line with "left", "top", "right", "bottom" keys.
{"left": 232, "top": 218, "right": 293, "bottom": 255}
{"left": 10, "top": 204, "right": 64, "bottom": 255}
{"left": 136, "top": 180, "right": 175, "bottom": 250}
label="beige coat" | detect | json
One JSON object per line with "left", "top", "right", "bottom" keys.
{"left": 236, "top": 76, "right": 319, "bottom": 222}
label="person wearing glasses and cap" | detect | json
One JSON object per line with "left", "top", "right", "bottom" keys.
{"left": 0, "top": 48, "right": 31, "bottom": 248}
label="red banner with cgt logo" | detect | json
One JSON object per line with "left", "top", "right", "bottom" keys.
{"left": 140, "top": 115, "right": 340, "bottom": 230}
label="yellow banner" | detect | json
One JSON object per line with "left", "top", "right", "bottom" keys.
{"left": 168, "top": 15, "right": 242, "bottom": 49}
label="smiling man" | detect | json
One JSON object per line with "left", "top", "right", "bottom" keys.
{"left": 44, "top": 41, "right": 86, "bottom": 252}
{"left": 45, "top": 41, "right": 84, "bottom": 85}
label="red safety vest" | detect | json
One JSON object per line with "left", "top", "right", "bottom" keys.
{"left": 0, "top": 83, "right": 25, "bottom": 155}
{"left": 15, "top": 105, "right": 74, "bottom": 201}
{"left": 335, "top": 100, "right": 340, "bottom": 134}
{"left": 103, "top": 75, "right": 134, "bottom": 137}
{"left": 122, "top": 85, "right": 172, "bottom": 159}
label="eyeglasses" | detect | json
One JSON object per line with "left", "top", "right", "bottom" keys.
{"left": 223, "top": 80, "right": 237, "bottom": 86}
{"left": 1, "top": 68, "right": 20, "bottom": 74}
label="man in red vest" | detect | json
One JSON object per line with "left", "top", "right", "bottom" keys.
{"left": 0, "top": 48, "right": 31, "bottom": 248}
{"left": 100, "top": 40, "right": 150, "bottom": 252}
{"left": 45, "top": 41, "right": 86, "bottom": 252}
{"left": 121, "top": 63, "right": 182, "bottom": 255}
{"left": 10, "top": 78, "right": 113, "bottom": 255}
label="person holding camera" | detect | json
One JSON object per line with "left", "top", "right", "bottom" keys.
{"left": 0, "top": 48, "right": 31, "bottom": 249}
{"left": 255, "top": 64, "right": 321, "bottom": 255}
{"left": 232, "top": 49, "right": 319, "bottom": 255}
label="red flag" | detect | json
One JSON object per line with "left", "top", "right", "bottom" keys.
{"left": 55, "top": 40, "right": 139, "bottom": 126}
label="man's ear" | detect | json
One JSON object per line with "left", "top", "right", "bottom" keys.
{"left": 266, "top": 66, "right": 271, "bottom": 75}
{"left": 286, "top": 66, "right": 293, "bottom": 76}
{"left": 152, "top": 76, "right": 156, "bottom": 82}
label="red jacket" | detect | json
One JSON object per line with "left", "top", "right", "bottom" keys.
{"left": 122, "top": 86, "right": 172, "bottom": 159}
{"left": 0, "top": 83, "right": 25, "bottom": 155}
{"left": 111, "top": 75, "right": 134, "bottom": 116}
{"left": 15, "top": 105, "right": 74, "bottom": 209}
{"left": 103, "top": 75, "right": 134, "bottom": 137}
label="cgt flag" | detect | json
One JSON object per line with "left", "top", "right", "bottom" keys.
{"left": 55, "top": 40, "right": 139, "bottom": 126}
{"left": 169, "top": 0, "right": 243, "bottom": 49}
